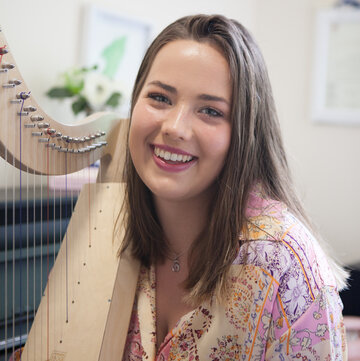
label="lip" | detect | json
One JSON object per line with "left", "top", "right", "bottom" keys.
{"left": 150, "top": 144, "right": 197, "bottom": 173}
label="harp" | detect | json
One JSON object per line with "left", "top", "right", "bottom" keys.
{"left": 0, "top": 28, "right": 140, "bottom": 360}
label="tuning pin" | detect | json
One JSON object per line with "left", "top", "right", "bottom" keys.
{"left": 2, "top": 83, "right": 15, "bottom": 88}
{"left": 23, "top": 106, "right": 37, "bottom": 112}
{"left": 2, "top": 63, "right": 15, "bottom": 70}
{"left": 9, "top": 79, "right": 22, "bottom": 86}
{"left": 101, "top": 131, "right": 106, "bottom": 136}
{"left": 16, "top": 92, "right": 30, "bottom": 100}
{"left": 37, "top": 122, "right": 50, "bottom": 129}
{"left": 0, "top": 48, "right": 8, "bottom": 55}
{"left": 30, "top": 115, "right": 44, "bottom": 122}
{"left": 84, "top": 136, "right": 91, "bottom": 142}
{"left": 47, "top": 128, "right": 56, "bottom": 136}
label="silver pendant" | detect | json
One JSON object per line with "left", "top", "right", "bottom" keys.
{"left": 171, "top": 259, "right": 180, "bottom": 272}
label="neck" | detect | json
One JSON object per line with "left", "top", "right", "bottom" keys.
{"left": 153, "top": 194, "right": 211, "bottom": 256}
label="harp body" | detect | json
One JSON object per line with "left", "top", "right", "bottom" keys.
{"left": 0, "top": 29, "right": 139, "bottom": 360}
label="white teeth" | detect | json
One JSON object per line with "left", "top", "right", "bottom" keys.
{"left": 154, "top": 146, "right": 193, "bottom": 163}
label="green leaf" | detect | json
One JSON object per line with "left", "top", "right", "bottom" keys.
{"left": 71, "top": 97, "right": 88, "bottom": 115}
{"left": 46, "top": 87, "right": 74, "bottom": 98}
{"left": 105, "top": 92, "right": 121, "bottom": 107}
{"left": 101, "top": 36, "right": 127, "bottom": 79}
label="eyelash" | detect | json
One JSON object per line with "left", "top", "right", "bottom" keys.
{"left": 148, "top": 93, "right": 171, "bottom": 105}
{"left": 147, "top": 92, "right": 224, "bottom": 118}
{"left": 200, "top": 107, "right": 223, "bottom": 118}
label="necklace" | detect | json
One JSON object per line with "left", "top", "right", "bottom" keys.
{"left": 167, "top": 250, "right": 187, "bottom": 272}
{"left": 169, "top": 255, "right": 181, "bottom": 272}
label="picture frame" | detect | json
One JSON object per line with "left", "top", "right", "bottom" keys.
{"left": 311, "top": 8, "right": 360, "bottom": 124}
{"left": 81, "top": 4, "right": 152, "bottom": 116}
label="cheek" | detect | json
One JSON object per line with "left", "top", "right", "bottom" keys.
{"left": 130, "top": 103, "right": 159, "bottom": 142}
{"left": 207, "top": 124, "right": 232, "bottom": 164}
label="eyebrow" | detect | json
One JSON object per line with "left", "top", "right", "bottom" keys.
{"left": 148, "top": 80, "right": 229, "bottom": 105}
{"left": 198, "top": 93, "right": 229, "bottom": 105}
{"left": 148, "top": 80, "right": 176, "bottom": 94}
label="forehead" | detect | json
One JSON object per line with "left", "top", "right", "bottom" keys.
{"left": 145, "top": 40, "right": 231, "bottom": 99}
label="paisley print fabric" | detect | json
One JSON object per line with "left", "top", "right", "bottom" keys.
{"left": 122, "top": 188, "right": 347, "bottom": 360}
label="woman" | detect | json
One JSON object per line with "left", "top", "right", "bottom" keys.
{"left": 120, "top": 14, "right": 347, "bottom": 360}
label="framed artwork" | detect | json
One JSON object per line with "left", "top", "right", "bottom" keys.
{"left": 311, "top": 8, "right": 360, "bottom": 124}
{"left": 81, "top": 4, "right": 152, "bottom": 116}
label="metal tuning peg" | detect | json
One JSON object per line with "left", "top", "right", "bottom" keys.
{"left": 37, "top": 122, "right": 50, "bottom": 129}
{"left": 23, "top": 106, "right": 37, "bottom": 112}
{"left": 16, "top": 93, "right": 30, "bottom": 100}
{"left": 30, "top": 115, "right": 44, "bottom": 122}
{"left": 1, "top": 63, "right": 15, "bottom": 70}
{"left": 46, "top": 128, "right": 56, "bottom": 136}
{"left": 2, "top": 83, "right": 15, "bottom": 89}
{"left": 0, "top": 48, "right": 8, "bottom": 55}
{"left": 9, "top": 79, "right": 22, "bottom": 86}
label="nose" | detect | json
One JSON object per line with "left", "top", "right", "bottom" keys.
{"left": 162, "top": 104, "right": 192, "bottom": 141}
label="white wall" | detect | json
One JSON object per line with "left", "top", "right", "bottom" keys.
{"left": 252, "top": 0, "right": 360, "bottom": 265}
{"left": 0, "top": 0, "right": 359, "bottom": 264}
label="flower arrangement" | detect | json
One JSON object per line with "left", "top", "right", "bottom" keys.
{"left": 46, "top": 65, "right": 122, "bottom": 116}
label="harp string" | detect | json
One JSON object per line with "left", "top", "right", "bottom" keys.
{"left": 2, "top": 48, "right": 9, "bottom": 360}
{"left": 18, "top": 91, "right": 27, "bottom": 352}
{"left": 32, "top": 124, "right": 36, "bottom": 361}
{"left": 65, "top": 153, "right": 69, "bottom": 324}
{"left": 46, "top": 138, "right": 50, "bottom": 360}
{"left": 11, "top": 85, "right": 16, "bottom": 358}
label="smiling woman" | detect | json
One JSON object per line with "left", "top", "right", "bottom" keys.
{"left": 118, "top": 14, "right": 348, "bottom": 360}
{"left": 129, "top": 40, "right": 231, "bottom": 203}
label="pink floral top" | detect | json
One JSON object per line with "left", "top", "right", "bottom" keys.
{"left": 122, "top": 188, "right": 347, "bottom": 360}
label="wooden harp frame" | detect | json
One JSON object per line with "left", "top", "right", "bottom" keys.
{"left": 0, "top": 28, "right": 140, "bottom": 361}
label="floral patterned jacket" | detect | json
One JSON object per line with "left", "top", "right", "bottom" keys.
{"left": 122, "top": 188, "right": 347, "bottom": 360}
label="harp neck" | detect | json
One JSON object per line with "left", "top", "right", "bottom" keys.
{"left": 0, "top": 29, "right": 126, "bottom": 179}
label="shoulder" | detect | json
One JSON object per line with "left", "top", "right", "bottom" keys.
{"left": 231, "top": 189, "right": 346, "bottom": 358}
{"left": 237, "top": 185, "right": 337, "bottom": 291}
{"left": 235, "top": 186, "right": 339, "bottom": 321}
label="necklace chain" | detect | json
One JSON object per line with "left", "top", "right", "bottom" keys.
{"left": 167, "top": 250, "right": 187, "bottom": 273}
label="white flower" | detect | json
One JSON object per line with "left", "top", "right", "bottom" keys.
{"left": 315, "top": 323, "right": 328, "bottom": 337}
{"left": 81, "top": 72, "right": 115, "bottom": 110}
{"left": 301, "top": 336, "right": 312, "bottom": 349}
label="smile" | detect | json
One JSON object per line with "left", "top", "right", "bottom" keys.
{"left": 154, "top": 146, "right": 194, "bottom": 163}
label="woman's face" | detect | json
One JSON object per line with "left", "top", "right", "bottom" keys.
{"left": 129, "top": 39, "right": 232, "bottom": 204}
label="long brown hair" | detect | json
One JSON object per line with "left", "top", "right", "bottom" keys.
{"left": 119, "top": 14, "right": 347, "bottom": 304}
